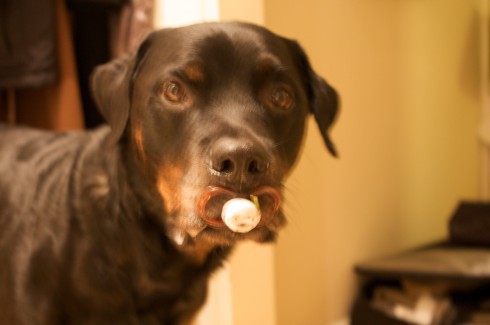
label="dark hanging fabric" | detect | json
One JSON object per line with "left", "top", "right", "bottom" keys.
{"left": 66, "top": 0, "right": 129, "bottom": 10}
{"left": 0, "top": 0, "right": 58, "bottom": 88}
{"left": 67, "top": 0, "right": 151, "bottom": 129}
{"left": 67, "top": 1, "right": 122, "bottom": 129}
{"left": 110, "top": 0, "right": 154, "bottom": 57}
{"left": 69, "top": 7, "right": 113, "bottom": 128}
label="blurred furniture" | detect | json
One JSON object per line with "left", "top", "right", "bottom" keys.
{"left": 351, "top": 202, "right": 490, "bottom": 325}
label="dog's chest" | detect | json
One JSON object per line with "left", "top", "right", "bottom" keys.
{"left": 66, "top": 226, "right": 210, "bottom": 324}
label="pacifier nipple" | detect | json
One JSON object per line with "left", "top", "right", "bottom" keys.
{"left": 221, "top": 197, "right": 261, "bottom": 233}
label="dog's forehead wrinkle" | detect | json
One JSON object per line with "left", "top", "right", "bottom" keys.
{"left": 256, "top": 53, "right": 287, "bottom": 73}
{"left": 190, "top": 30, "right": 273, "bottom": 72}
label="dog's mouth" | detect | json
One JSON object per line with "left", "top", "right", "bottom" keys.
{"left": 198, "top": 186, "right": 282, "bottom": 232}
{"left": 168, "top": 185, "right": 285, "bottom": 247}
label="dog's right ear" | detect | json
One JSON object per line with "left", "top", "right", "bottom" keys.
{"left": 90, "top": 55, "right": 135, "bottom": 144}
{"left": 284, "top": 39, "right": 339, "bottom": 157}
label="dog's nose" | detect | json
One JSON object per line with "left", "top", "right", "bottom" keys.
{"left": 209, "top": 139, "right": 269, "bottom": 181}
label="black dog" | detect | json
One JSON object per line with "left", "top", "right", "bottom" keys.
{"left": 0, "top": 22, "right": 338, "bottom": 324}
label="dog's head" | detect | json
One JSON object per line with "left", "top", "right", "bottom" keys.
{"left": 91, "top": 22, "right": 338, "bottom": 247}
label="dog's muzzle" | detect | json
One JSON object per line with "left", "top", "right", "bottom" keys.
{"left": 198, "top": 186, "right": 281, "bottom": 232}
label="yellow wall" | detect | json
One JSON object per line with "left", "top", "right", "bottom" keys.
{"left": 220, "top": 0, "right": 264, "bottom": 24}
{"left": 397, "top": 0, "right": 480, "bottom": 246}
{"left": 264, "top": 1, "right": 480, "bottom": 324}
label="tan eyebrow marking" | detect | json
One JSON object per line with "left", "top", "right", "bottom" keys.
{"left": 184, "top": 61, "right": 205, "bottom": 83}
{"left": 131, "top": 121, "right": 147, "bottom": 164}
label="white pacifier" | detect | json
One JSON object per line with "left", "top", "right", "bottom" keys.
{"left": 221, "top": 195, "right": 261, "bottom": 233}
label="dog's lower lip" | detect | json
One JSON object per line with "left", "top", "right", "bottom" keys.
{"left": 197, "top": 186, "right": 282, "bottom": 229}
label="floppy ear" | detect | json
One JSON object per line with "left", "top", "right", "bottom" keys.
{"left": 309, "top": 74, "right": 339, "bottom": 157}
{"left": 90, "top": 55, "right": 134, "bottom": 144}
{"left": 286, "top": 40, "right": 339, "bottom": 157}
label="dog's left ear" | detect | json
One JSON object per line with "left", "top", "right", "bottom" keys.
{"left": 90, "top": 55, "right": 134, "bottom": 144}
{"left": 90, "top": 34, "right": 152, "bottom": 144}
{"left": 286, "top": 40, "right": 339, "bottom": 157}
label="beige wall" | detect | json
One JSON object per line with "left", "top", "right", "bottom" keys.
{"left": 220, "top": 0, "right": 264, "bottom": 24}
{"left": 265, "top": 1, "right": 480, "bottom": 324}
{"left": 397, "top": 0, "right": 480, "bottom": 246}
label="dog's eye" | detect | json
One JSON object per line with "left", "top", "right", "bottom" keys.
{"left": 270, "top": 87, "right": 293, "bottom": 110}
{"left": 162, "top": 80, "right": 186, "bottom": 103}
